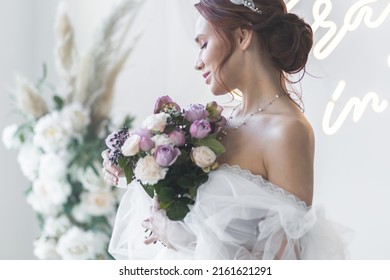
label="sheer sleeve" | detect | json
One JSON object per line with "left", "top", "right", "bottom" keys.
{"left": 109, "top": 165, "right": 351, "bottom": 259}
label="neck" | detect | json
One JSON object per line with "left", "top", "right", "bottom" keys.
{"left": 236, "top": 70, "right": 285, "bottom": 116}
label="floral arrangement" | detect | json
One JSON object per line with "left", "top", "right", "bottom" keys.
{"left": 2, "top": 0, "right": 143, "bottom": 259}
{"left": 105, "top": 96, "right": 226, "bottom": 220}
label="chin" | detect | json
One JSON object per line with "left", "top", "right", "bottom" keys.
{"left": 210, "top": 83, "right": 229, "bottom": 96}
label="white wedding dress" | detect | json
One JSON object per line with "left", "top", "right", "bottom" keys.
{"left": 109, "top": 164, "right": 350, "bottom": 259}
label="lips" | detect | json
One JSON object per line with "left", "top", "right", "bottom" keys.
{"left": 203, "top": 72, "right": 210, "bottom": 79}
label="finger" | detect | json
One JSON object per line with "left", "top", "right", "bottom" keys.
{"left": 152, "top": 196, "right": 160, "bottom": 210}
{"left": 103, "top": 170, "right": 118, "bottom": 185}
{"left": 141, "top": 220, "right": 152, "bottom": 231}
{"left": 144, "top": 234, "right": 159, "bottom": 245}
{"left": 101, "top": 149, "right": 109, "bottom": 160}
{"left": 103, "top": 160, "right": 121, "bottom": 176}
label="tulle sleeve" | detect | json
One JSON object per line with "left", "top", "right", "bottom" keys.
{"left": 109, "top": 165, "right": 351, "bottom": 259}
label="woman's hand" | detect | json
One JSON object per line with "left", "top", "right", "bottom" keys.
{"left": 142, "top": 196, "right": 174, "bottom": 249}
{"left": 101, "top": 149, "right": 124, "bottom": 186}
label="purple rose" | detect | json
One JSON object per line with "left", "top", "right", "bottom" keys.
{"left": 154, "top": 145, "right": 181, "bottom": 167}
{"left": 139, "top": 136, "right": 155, "bottom": 151}
{"left": 169, "top": 130, "right": 185, "bottom": 147}
{"left": 184, "top": 104, "right": 209, "bottom": 122}
{"left": 154, "top": 95, "right": 181, "bottom": 113}
{"left": 190, "top": 119, "right": 211, "bottom": 139}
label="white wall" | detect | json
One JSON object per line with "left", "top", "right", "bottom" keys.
{"left": 0, "top": 0, "right": 39, "bottom": 259}
{"left": 1, "top": 0, "right": 389, "bottom": 259}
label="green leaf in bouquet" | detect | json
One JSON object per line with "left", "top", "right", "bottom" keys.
{"left": 188, "top": 185, "right": 198, "bottom": 199}
{"left": 53, "top": 95, "right": 64, "bottom": 110}
{"left": 174, "top": 150, "right": 189, "bottom": 165}
{"left": 177, "top": 174, "right": 195, "bottom": 189}
{"left": 143, "top": 184, "right": 155, "bottom": 198}
{"left": 118, "top": 157, "right": 134, "bottom": 184}
{"left": 178, "top": 196, "right": 194, "bottom": 205}
{"left": 166, "top": 200, "right": 190, "bottom": 221}
{"left": 194, "top": 136, "right": 225, "bottom": 155}
{"left": 156, "top": 187, "right": 175, "bottom": 205}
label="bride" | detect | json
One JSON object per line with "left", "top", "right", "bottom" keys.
{"left": 102, "top": 0, "right": 349, "bottom": 259}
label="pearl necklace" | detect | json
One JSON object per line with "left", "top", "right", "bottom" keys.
{"left": 218, "top": 94, "right": 281, "bottom": 140}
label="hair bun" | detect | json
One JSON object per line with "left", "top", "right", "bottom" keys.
{"left": 264, "top": 13, "right": 313, "bottom": 74}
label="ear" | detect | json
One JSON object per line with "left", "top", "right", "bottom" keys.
{"left": 236, "top": 27, "right": 253, "bottom": 51}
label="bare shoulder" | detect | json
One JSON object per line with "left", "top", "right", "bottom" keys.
{"left": 263, "top": 113, "right": 315, "bottom": 206}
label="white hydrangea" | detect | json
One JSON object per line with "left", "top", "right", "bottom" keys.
{"left": 134, "top": 155, "right": 168, "bottom": 185}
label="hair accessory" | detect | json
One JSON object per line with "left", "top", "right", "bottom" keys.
{"left": 229, "top": 0, "right": 262, "bottom": 14}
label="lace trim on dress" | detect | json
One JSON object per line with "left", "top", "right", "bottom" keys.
{"left": 218, "top": 164, "right": 310, "bottom": 211}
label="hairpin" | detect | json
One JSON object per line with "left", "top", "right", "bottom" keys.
{"left": 229, "top": 0, "right": 262, "bottom": 14}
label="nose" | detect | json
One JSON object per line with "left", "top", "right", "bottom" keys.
{"left": 194, "top": 56, "right": 204, "bottom": 71}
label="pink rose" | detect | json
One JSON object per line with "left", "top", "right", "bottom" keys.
{"left": 139, "top": 136, "right": 154, "bottom": 151}
{"left": 184, "top": 104, "right": 208, "bottom": 122}
{"left": 133, "top": 128, "right": 153, "bottom": 138}
{"left": 169, "top": 130, "right": 185, "bottom": 147}
{"left": 154, "top": 145, "right": 181, "bottom": 167}
{"left": 190, "top": 120, "right": 211, "bottom": 139}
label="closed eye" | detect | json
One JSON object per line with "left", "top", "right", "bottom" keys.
{"left": 201, "top": 42, "right": 208, "bottom": 49}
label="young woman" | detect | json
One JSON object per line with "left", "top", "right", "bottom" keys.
{"left": 103, "top": 0, "right": 349, "bottom": 259}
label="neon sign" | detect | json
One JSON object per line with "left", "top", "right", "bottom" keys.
{"left": 322, "top": 81, "right": 388, "bottom": 135}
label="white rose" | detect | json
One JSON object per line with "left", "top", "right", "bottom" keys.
{"left": 191, "top": 146, "right": 217, "bottom": 168}
{"left": 151, "top": 134, "right": 175, "bottom": 147}
{"left": 17, "top": 143, "right": 42, "bottom": 181}
{"left": 39, "top": 153, "right": 67, "bottom": 181}
{"left": 43, "top": 215, "right": 72, "bottom": 238}
{"left": 89, "top": 231, "right": 110, "bottom": 256}
{"left": 56, "top": 227, "right": 96, "bottom": 260}
{"left": 77, "top": 164, "right": 109, "bottom": 191}
{"left": 121, "top": 134, "right": 141, "bottom": 156}
{"left": 33, "top": 112, "right": 70, "bottom": 152}
{"left": 80, "top": 190, "right": 116, "bottom": 216}
{"left": 33, "top": 237, "right": 61, "bottom": 260}
{"left": 30, "top": 178, "right": 71, "bottom": 207}
{"left": 71, "top": 204, "right": 91, "bottom": 223}
{"left": 134, "top": 155, "right": 168, "bottom": 185}
{"left": 142, "top": 112, "right": 169, "bottom": 132}
{"left": 26, "top": 184, "right": 61, "bottom": 216}
{"left": 2, "top": 124, "right": 22, "bottom": 149}
{"left": 61, "top": 103, "right": 90, "bottom": 135}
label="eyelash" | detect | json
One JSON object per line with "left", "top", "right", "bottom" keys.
{"left": 200, "top": 42, "right": 208, "bottom": 49}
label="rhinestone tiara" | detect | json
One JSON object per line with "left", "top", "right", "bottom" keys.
{"left": 229, "top": 0, "right": 262, "bottom": 14}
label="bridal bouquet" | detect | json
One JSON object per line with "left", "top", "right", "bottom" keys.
{"left": 105, "top": 96, "right": 226, "bottom": 220}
